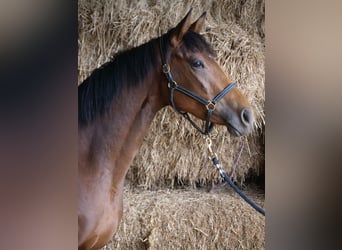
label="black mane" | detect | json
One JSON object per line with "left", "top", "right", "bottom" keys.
{"left": 78, "top": 37, "right": 161, "bottom": 126}
{"left": 78, "top": 31, "right": 214, "bottom": 127}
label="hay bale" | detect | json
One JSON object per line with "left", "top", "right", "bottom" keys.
{"left": 102, "top": 188, "right": 265, "bottom": 249}
{"left": 78, "top": 0, "right": 265, "bottom": 188}
{"left": 127, "top": 125, "right": 264, "bottom": 189}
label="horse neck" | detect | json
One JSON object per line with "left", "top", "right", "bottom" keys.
{"left": 79, "top": 58, "right": 168, "bottom": 185}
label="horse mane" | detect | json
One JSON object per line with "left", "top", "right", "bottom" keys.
{"left": 78, "top": 31, "right": 215, "bottom": 127}
{"left": 78, "top": 36, "right": 162, "bottom": 126}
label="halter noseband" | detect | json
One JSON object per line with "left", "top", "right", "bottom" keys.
{"left": 160, "top": 36, "right": 237, "bottom": 135}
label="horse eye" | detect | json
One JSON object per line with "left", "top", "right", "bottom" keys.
{"left": 191, "top": 60, "right": 204, "bottom": 69}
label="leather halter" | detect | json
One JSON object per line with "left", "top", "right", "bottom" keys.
{"left": 159, "top": 36, "right": 237, "bottom": 135}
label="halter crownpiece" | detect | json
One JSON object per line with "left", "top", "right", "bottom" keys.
{"left": 159, "top": 36, "right": 237, "bottom": 135}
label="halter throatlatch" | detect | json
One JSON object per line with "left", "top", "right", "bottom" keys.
{"left": 160, "top": 37, "right": 236, "bottom": 135}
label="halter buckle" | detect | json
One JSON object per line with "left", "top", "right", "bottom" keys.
{"left": 162, "top": 64, "right": 170, "bottom": 74}
{"left": 206, "top": 101, "right": 216, "bottom": 111}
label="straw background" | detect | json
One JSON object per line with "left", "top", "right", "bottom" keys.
{"left": 106, "top": 187, "right": 265, "bottom": 250}
{"left": 78, "top": 0, "right": 265, "bottom": 249}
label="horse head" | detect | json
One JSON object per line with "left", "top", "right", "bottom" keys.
{"left": 162, "top": 9, "right": 254, "bottom": 136}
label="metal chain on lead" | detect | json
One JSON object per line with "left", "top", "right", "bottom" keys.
{"left": 205, "top": 136, "right": 214, "bottom": 157}
{"left": 205, "top": 136, "right": 224, "bottom": 175}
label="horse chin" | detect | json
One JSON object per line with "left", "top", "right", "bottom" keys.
{"left": 226, "top": 124, "right": 242, "bottom": 137}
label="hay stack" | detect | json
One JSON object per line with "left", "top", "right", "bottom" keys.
{"left": 78, "top": 0, "right": 265, "bottom": 188}
{"left": 102, "top": 188, "right": 265, "bottom": 250}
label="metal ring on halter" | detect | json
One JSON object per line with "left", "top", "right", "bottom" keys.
{"left": 206, "top": 101, "right": 216, "bottom": 111}
{"left": 168, "top": 80, "right": 177, "bottom": 89}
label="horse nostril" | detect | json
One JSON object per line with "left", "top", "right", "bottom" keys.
{"left": 241, "top": 108, "right": 252, "bottom": 126}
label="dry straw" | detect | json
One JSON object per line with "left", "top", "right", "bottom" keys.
{"left": 78, "top": 0, "right": 265, "bottom": 188}
{"left": 104, "top": 188, "right": 265, "bottom": 250}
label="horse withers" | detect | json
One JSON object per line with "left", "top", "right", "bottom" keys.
{"left": 78, "top": 9, "right": 254, "bottom": 250}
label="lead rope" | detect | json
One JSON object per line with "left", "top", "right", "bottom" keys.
{"left": 205, "top": 136, "right": 266, "bottom": 216}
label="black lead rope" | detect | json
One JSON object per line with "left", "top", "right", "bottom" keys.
{"left": 206, "top": 137, "right": 266, "bottom": 216}
{"left": 212, "top": 157, "right": 266, "bottom": 216}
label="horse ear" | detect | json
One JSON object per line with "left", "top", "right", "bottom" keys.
{"left": 170, "top": 9, "right": 193, "bottom": 48}
{"left": 189, "top": 12, "right": 206, "bottom": 33}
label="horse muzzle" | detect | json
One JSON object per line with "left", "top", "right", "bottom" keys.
{"left": 224, "top": 107, "right": 254, "bottom": 137}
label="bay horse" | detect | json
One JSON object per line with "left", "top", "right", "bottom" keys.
{"left": 78, "top": 9, "right": 254, "bottom": 250}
